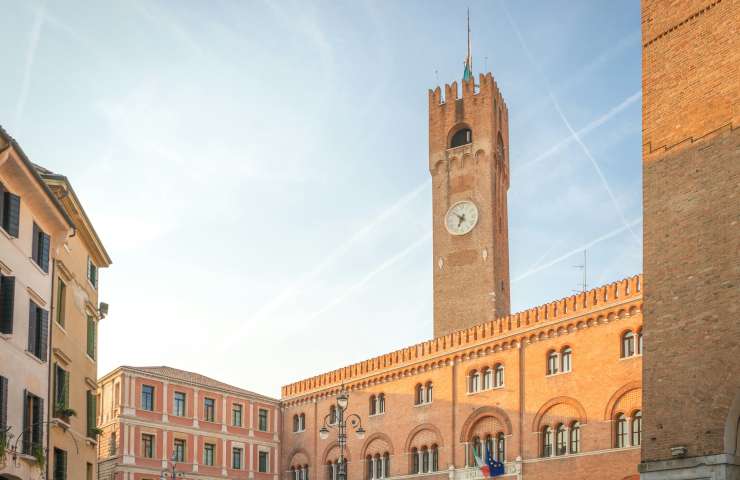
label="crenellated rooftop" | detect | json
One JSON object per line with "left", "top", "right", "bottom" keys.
{"left": 281, "top": 274, "right": 642, "bottom": 400}
{"left": 428, "top": 72, "right": 509, "bottom": 110}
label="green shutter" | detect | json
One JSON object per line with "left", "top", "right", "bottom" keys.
{"left": 86, "top": 316, "right": 96, "bottom": 359}
{"left": 86, "top": 391, "right": 95, "bottom": 437}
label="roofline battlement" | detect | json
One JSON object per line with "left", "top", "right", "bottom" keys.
{"left": 428, "top": 72, "right": 508, "bottom": 112}
{"left": 281, "top": 274, "right": 642, "bottom": 400}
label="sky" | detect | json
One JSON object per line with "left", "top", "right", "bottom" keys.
{"left": 0, "top": 0, "right": 642, "bottom": 398}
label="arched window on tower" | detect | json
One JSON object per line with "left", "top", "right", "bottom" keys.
{"left": 622, "top": 331, "right": 635, "bottom": 358}
{"left": 293, "top": 414, "right": 299, "bottom": 432}
{"left": 637, "top": 329, "right": 643, "bottom": 355}
{"left": 369, "top": 396, "right": 376, "bottom": 416}
{"left": 496, "top": 133, "right": 505, "bottom": 165}
{"left": 494, "top": 364, "right": 504, "bottom": 387}
{"left": 415, "top": 384, "right": 424, "bottom": 405}
{"left": 329, "top": 405, "right": 338, "bottom": 425}
{"left": 482, "top": 367, "right": 492, "bottom": 390}
{"left": 450, "top": 128, "right": 472, "bottom": 148}
{"left": 425, "top": 381, "right": 433, "bottom": 403}
{"left": 469, "top": 370, "right": 480, "bottom": 393}
{"left": 377, "top": 394, "right": 385, "bottom": 414}
{"left": 300, "top": 413, "right": 306, "bottom": 431}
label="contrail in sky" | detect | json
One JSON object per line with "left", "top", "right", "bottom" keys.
{"left": 513, "top": 217, "right": 642, "bottom": 283}
{"left": 502, "top": 1, "right": 641, "bottom": 245}
{"left": 15, "top": 4, "right": 45, "bottom": 125}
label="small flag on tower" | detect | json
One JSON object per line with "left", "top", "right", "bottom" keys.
{"left": 463, "top": 9, "right": 473, "bottom": 81}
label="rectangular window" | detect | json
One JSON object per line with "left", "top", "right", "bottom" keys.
{"left": 22, "top": 391, "right": 44, "bottom": 454}
{"left": 55, "top": 278, "right": 66, "bottom": 326}
{"left": 0, "top": 376, "right": 8, "bottom": 432}
{"left": 142, "top": 434, "right": 154, "bottom": 458}
{"left": 86, "top": 462, "right": 93, "bottom": 480}
{"left": 109, "top": 432, "right": 117, "bottom": 456}
{"left": 204, "top": 397, "right": 215, "bottom": 422}
{"left": 87, "top": 257, "right": 98, "bottom": 288}
{"left": 232, "top": 404, "right": 243, "bottom": 427}
{"left": 232, "top": 447, "right": 243, "bottom": 469}
{"left": 54, "top": 364, "right": 69, "bottom": 415}
{"left": 203, "top": 443, "right": 215, "bottom": 466}
{"left": 32, "top": 222, "right": 50, "bottom": 273}
{"left": 27, "top": 301, "right": 48, "bottom": 361}
{"left": 173, "top": 392, "right": 186, "bottom": 417}
{"left": 86, "top": 390, "right": 97, "bottom": 438}
{"left": 141, "top": 385, "right": 155, "bottom": 411}
{"left": 258, "top": 408, "right": 268, "bottom": 432}
{"left": 258, "top": 450, "right": 269, "bottom": 473}
{"left": 0, "top": 184, "right": 20, "bottom": 237}
{"left": 0, "top": 274, "right": 15, "bottom": 334}
{"left": 54, "top": 447, "right": 67, "bottom": 480}
{"left": 86, "top": 315, "right": 96, "bottom": 359}
{"left": 173, "top": 439, "right": 185, "bottom": 462}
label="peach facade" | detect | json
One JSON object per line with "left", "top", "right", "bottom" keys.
{"left": 97, "top": 366, "right": 280, "bottom": 480}
{"left": 0, "top": 128, "right": 74, "bottom": 480}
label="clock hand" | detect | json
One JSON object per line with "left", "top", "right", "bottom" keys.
{"left": 458, "top": 214, "right": 465, "bottom": 227}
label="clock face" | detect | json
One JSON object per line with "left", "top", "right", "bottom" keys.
{"left": 445, "top": 201, "right": 479, "bottom": 235}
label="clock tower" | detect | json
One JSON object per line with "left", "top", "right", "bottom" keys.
{"left": 429, "top": 72, "right": 511, "bottom": 338}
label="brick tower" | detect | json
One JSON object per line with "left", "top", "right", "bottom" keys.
{"left": 640, "top": 0, "right": 740, "bottom": 479}
{"left": 429, "top": 73, "right": 511, "bottom": 338}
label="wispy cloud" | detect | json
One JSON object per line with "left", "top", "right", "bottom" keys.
{"left": 15, "top": 3, "right": 45, "bottom": 125}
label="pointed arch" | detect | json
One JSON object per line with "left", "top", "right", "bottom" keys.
{"left": 459, "top": 406, "right": 513, "bottom": 441}
{"left": 288, "top": 447, "right": 311, "bottom": 467}
{"left": 532, "top": 396, "right": 588, "bottom": 432}
{"left": 322, "top": 441, "right": 352, "bottom": 464}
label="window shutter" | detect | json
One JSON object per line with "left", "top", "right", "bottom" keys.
{"left": 39, "top": 308, "right": 49, "bottom": 361}
{"left": 32, "top": 223, "right": 39, "bottom": 263}
{"left": 28, "top": 302, "right": 37, "bottom": 354}
{"left": 0, "top": 376, "right": 7, "bottom": 430}
{"left": 36, "top": 396, "right": 44, "bottom": 448}
{"left": 40, "top": 232, "right": 50, "bottom": 273}
{"left": 22, "top": 389, "right": 30, "bottom": 453}
{"left": 0, "top": 275, "right": 15, "bottom": 334}
{"left": 0, "top": 183, "right": 5, "bottom": 228}
{"left": 86, "top": 391, "right": 95, "bottom": 437}
{"left": 5, "top": 193, "right": 20, "bottom": 238}
{"left": 63, "top": 370, "right": 69, "bottom": 409}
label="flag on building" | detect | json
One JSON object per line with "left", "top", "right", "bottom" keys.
{"left": 463, "top": 9, "right": 473, "bottom": 81}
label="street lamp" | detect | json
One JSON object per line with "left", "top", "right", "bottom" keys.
{"left": 160, "top": 452, "right": 185, "bottom": 479}
{"left": 318, "top": 388, "right": 365, "bottom": 480}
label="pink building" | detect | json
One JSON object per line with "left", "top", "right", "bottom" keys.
{"left": 97, "top": 366, "right": 280, "bottom": 480}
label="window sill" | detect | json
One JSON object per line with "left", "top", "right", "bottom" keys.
{"left": 545, "top": 371, "right": 571, "bottom": 378}
{"left": 369, "top": 412, "right": 385, "bottom": 418}
{"left": 0, "top": 226, "right": 15, "bottom": 240}
{"left": 413, "top": 402, "right": 432, "bottom": 408}
{"left": 0, "top": 332, "right": 12, "bottom": 341}
{"left": 467, "top": 385, "right": 505, "bottom": 395}
{"left": 28, "top": 258, "right": 49, "bottom": 276}
{"left": 619, "top": 354, "right": 642, "bottom": 361}
{"left": 25, "top": 349, "right": 46, "bottom": 364}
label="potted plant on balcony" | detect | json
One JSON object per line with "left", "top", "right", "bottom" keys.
{"left": 32, "top": 444, "right": 45, "bottom": 470}
{"left": 55, "top": 405, "right": 77, "bottom": 425}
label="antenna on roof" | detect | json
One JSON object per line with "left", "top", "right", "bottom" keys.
{"left": 572, "top": 250, "right": 588, "bottom": 293}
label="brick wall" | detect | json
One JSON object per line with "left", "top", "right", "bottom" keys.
{"left": 641, "top": 0, "right": 740, "bottom": 463}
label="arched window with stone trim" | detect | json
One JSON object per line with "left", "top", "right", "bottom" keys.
{"left": 631, "top": 411, "right": 642, "bottom": 446}
{"left": 293, "top": 414, "right": 299, "bottom": 432}
{"left": 494, "top": 363, "right": 504, "bottom": 387}
{"left": 637, "top": 329, "right": 643, "bottom": 355}
{"left": 555, "top": 424, "right": 567, "bottom": 455}
{"left": 484, "top": 434, "right": 494, "bottom": 458}
{"left": 329, "top": 405, "right": 338, "bottom": 425}
{"left": 369, "top": 396, "right": 376, "bottom": 416}
{"left": 561, "top": 347, "right": 572, "bottom": 373}
{"left": 425, "top": 381, "right": 433, "bottom": 403}
{"left": 616, "top": 413, "right": 628, "bottom": 447}
{"left": 300, "top": 413, "right": 306, "bottom": 430}
{"left": 421, "top": 446, "right": 430, "bottom": 473}
{"left": 365, "top": 455, "right": 373, "bottom": 480}
{"left": 377, "top": 393, "right": 385, "bottom": 414}
{"left": 496, "top": 433, "right": 505, "bottom": 462}
{"left": 375, "top": 454, "right": 383, "bottom": 479}
{"left": 411, "top": 448, "right": 419, "bottom": 474}
{"left": 469, "top": 370, "right": 480, "bottom": 393}
{"left": 431, "top": 445, "right": 439, "bottom": 471}
{"left": 482, "top": 367, "right": 492, "bottom": 390}
{"left": 542, "top": 426, "right": 553, "bottom": 457}
{"left": 415, "top": 384, "right": 424, "bottom": 405}
{"left": 547, "top": 350, "right": 559, "bottom": 375}
{"left": 570, "top": 421, "right": 581, "bottom": 453}
{"left": 383, "top": 452, "right": 390, "bottom": 478}
{"left": 622, "top": 331, "right": 635, "bottom": 358}
{"left": 469, "top": 435, "right": 482, "bottom": 466}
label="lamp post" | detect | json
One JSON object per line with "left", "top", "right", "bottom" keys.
{"left": 160, "top": 452, "right": 185, "bottom": 479}
{"left": 319, "top": 389, "right": 365, "bottom": 480}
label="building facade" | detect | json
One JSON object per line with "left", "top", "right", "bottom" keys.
{"left": 40, "top": 169, "right": 112, "bottom": 480}
{"left": 0, "top": 128, "right": 74, "bottom": 480}
{"left": 280, "top": 74, "right": 645, "bottom": 480}
{"left": 640, "top": 0, "right": 740, "bottom": 479}
{"left": 97, "top": 366, "right": 280, "bottom": 480}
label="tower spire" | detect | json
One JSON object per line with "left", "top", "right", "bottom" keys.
{"left": 463, "top": 9, "right": 473, "bottom": 81}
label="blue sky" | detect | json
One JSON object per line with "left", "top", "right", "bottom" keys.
{"left": 0, "top": 0, "right": 641, "bottom": 397}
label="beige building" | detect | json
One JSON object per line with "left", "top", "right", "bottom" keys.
{"left": 0, "top": 127, "right": 74, "bottom": 479}
{"left": 39, "top": 168, "right": 111, "bottom": 480}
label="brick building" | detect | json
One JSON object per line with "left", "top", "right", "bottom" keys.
{"left": 280, "top": 70, "right": 646, "bottom": 480}
{"left": 640, "top": 0, "right": 739, "bottom": 479}
{"left": 96, "top": 366, "right": 280, "bottom": 480}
